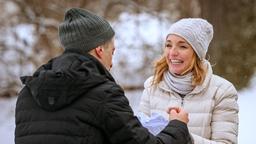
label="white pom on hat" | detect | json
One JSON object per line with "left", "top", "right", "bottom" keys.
{"left": 167, "top": 18, "right": 213, "bottom": 60}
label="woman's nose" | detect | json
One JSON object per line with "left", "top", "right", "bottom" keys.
{"left": 168, "top": 47, "right": 178, "bottom": 57}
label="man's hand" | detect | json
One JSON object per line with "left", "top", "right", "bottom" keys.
{"left": 167, "top": 107, "right": 189, "bottom": 124}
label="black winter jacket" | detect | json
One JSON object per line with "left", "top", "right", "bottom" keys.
{"left": 15, "top": 52, "right": 191, "bottom": 144}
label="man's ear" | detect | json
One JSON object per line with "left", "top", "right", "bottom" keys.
{"left": 95, "top": 46, "right": 104, "bottom": 58}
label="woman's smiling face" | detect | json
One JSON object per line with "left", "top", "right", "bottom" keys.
{"left": 165, "top": 34, "right": 195, "bottom": 75}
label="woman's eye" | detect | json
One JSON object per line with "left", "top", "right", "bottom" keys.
{"left": 166, "top": 44, "right": 172, "bottom": 47}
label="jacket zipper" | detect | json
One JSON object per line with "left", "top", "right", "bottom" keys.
{"left": 181, "top": 97, "right": 184, "bottom": 107}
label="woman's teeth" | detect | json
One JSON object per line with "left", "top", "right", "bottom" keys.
{"left": 171, "top": 59, "right": 182, "bottom": 64}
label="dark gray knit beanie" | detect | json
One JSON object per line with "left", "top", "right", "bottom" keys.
{"left": 59, "top": 8, "right": 115, "bottom": 53}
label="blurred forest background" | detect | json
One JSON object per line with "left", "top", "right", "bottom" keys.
{"left": 0, "top": 0, "right": 255, "bottom": 97}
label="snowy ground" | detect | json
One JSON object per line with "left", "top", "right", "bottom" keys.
{"left": 0, "top": 97, "right": 16, "bottom": 144}
{"left": 0, "top": 79, "right": 255, "bottom": 144}
{"left": 236, "top": 76, "right": 256, "bottom": 144}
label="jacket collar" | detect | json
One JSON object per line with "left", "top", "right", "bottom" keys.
{"left": 158, "top": 60, "right": 213, "bottom": 96}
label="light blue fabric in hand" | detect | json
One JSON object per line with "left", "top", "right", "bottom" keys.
{"left": 137, "top": 112, "right": 168, "bottom": 135}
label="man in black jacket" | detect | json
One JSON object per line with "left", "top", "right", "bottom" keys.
{"left": 15, "top": 8, "right": 191, "bottom": 144}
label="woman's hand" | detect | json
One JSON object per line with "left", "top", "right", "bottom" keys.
{"left": 167, "top": 107, "right": 189, "bottom": 124}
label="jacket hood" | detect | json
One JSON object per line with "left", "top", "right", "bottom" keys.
{"left": 20, "top": 52, "right": 114, "bottom": 111}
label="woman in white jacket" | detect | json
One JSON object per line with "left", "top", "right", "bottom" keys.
{"left": 139, "top": 18, "right": 239, "bottom": 144}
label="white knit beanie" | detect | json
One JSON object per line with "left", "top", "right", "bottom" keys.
{"left": 167, "top": 18, "right": 213, "bottom": 60}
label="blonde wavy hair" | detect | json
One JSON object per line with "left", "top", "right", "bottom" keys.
{"left": 152, "top": 51, "right": 206, "bottom": 86}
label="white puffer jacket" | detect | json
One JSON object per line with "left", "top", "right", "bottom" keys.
{"left": 139, "top": 62, "right": 239, "bottom": 144}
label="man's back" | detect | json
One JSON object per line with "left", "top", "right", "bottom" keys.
{"left": 15, "top": 53, "right": 113, "bottom": 144}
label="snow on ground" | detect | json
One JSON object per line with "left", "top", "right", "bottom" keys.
{"left": 237, "top": 76, "right": 256, "bottom": 144}
{"left": 0, "top": 97, "right": 16, "bottom": 144}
